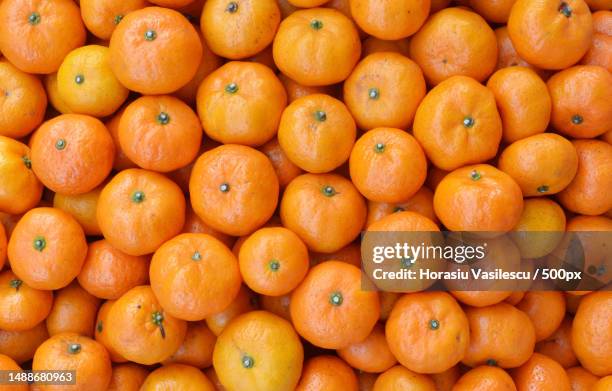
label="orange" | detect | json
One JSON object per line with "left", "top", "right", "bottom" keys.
{"left": 201, "top": 0, "right": 280, "bottom": 59}
{"left": 343, "top": 53, "right": 426, "bottom": 130}
{"left": 290, "top": 261, "right": 379, "bottom": 349}
{"left": 30, "top": 114, "right": 114, "bottom": 195}
{"left": 8, "top": 207, "right": 87, "bottom": 290}
{"left": 278, "top": 93, "right": 356, "bottom": 173}
{"left": 106, "top": 286, "right": 187, "bottom": 365}
{"left": 386, "top": 292, "right": 469, "bottom": 374}
{"left": 0, "top": 0, "right": 86, "bottom": 74}
{"left": 337, "top": 323, "right": 397, "bottom": 373}
{"left": 547, "top": 65, "right": 612, "bottom": 138}
{"left": 566, "top": 367, "right": 600, "bottom": 391}
{"left": 196, "top": 61, "right": 286, "bottom": 146}
{"left": 536, "top": 317, "right": 578, "bottom": 368}
{"left": 366, "top": 187, "right": 438, "bottom": 227}
{"left": 140, "top": 364, "right": 215, "bottom": 390}
{"left": 259, "top": 138, "right": 303, "bottom": 188}
{"left": 150, "top": 233, "right": 242, "bottom": 321}
{"left": 0, "top": 354, "right": 28, "bottom": 391}
{"left": 452, "top": 366, "right": 516, "bottom": 391}
{"left": 350, "top": 127, "right": 427, "bottom": 203}
{"left": 273, "top": 8, "right": 361, "bottom": 86}
{"left": 97, "top": 168, "right": 186, "bottom": 256}
{"left": 469, "top": 0, "right": 516, "bottom": 23}
{"left": 43, "top": 72, "right": 73, "bottom": 114}
{"left": 409, "top": 7, "right": 497, "bottom": 85}
{"left": 77, "top": 239, "right": 149, "bottom": 300}
{"left": 181, "top": 204, "right": 235, "bottom": 248}
{"left": 350, "top": 0, "right": 430, "bottom": 40}
{"left": 413, "top": 76, "right": 502, "bottom": 171}
{"left": 0, "top": 270, "right": 52, "bottom": 331}
{"left": 238, "top": 227, "right": 309, "bottom": 296}
{"left": 205, "top": 284, "right": 259, "bottom": 336}
{"left": 593, "top": 376, "right": 612, "bottom": 391}
{"left": 93, "top": 300, "right": 126, "bottom": 363}
{"left": 499, "top": 133, "right": 578, "bottom": 197}
{"left": 581, "top": 11, "right": 612, "bottom": 71}
{"left": 189, "top": 144, "right": 279, "bottom": 236}
{"left": 213, "top": 311, "right": 303, "bottom": 391}
{"left": 57, "top": 45, "right": 129, "bottom": 117}
{"left": 373, "top": 365, "right": 436, "bottom": 391}
{"left": 296, "top": 355, "right": 358, "bottom": 391}
{"left": 463, "top": 303, "right": 536, "bottom": 368}
{"left": 107, "top": 363, "right": 149, "bottom": 391}
{"left": 0, "top": 322, "right": 48, "bottom": 364}
{"left": 571, "top": 291, "right": 612, "bottom": 376}
{"left": 280, "top": 173, "right": 366, "bottom": 253}
{"left": 508, "top": 0, "right": 593, "bottom": 70}
{"left": 53, "top": 184, "right": 103, "bottom": 236}
{"left": 517, "top": 291, "right": 566, "bottom": 342}
{"left": 361, "top": 37, "right": 411, "bottom": 57}
{"left": 494, "top": 27, "right": 542, "bottom": 74}
{"left": 32, "top": 332, "right": 112, "bottom": 391}
{"left": 557, "top": 140, "right": 612, "bottom": 215}
{"left": 0, "top": 60, "right": 47, "bottom": 138}
{"left": 80, "top": 0, "right": 148, "bottom": 40}
{"left": 434, "top": 164, "right": 523, "bottom": 232}
{"left": 118, "top": 95, "right": 202, "bottom": 172}
{"left": 486, "top": 67, "right": 551, "bottom": 143}
{"left": 46, "top": 281, "right": 100, "bottom": 337}
{"left": 0, "top": 137, "right": 43, "bottom": 215}
{"left": 511, "top": 353, "right": 571, "bottom": 391}
{"left": 164, "top": 321, "right": 216, "bottom": 368}
{"left": 109, "top": 6, "right": 202, "bottom": 94}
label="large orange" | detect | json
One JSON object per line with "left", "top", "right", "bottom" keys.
{"left": 508, "top": 0, "right": 593, "bottom": 70}
{"left": 0, "top": 137, "right": 43, "bottom": 215}
{"left": 581, "top": 11, "right": 612, "bottom": 71}
{"left": 0, "top": 322, "right": 49, "bottom": 364}
{"left": 536, "top": 317, "right": 578, "bottom": 368}
{"left": 517, "top": 291, "right": 566, "bottom": 342}
{"left": 296, "top": 356, "right": 359, "bottom": 391}
{"left": 109, "top": 6, "right": 202, "bottom": 94}
{"left": 452, "top": 366, "right": 517, "bottom": 391}
{"left": 350, "top": 0, "right": 430, "bottom": 40}
{"left": 140, "top": 364, "right": 215, "bottom": 390}
{"left": 0, "top": 270, "right": 52, "bottom": 331}
{"left": 511, "top": 353, "right": 571, "bottom": 391}
{"left": 373, "top": 365, "right": 436, "bottom": 391}
{"left": 337, "top": 323, "right": 397, "bottom": 373}
{"left": 46, "top": 281, "right": 100, "bottom": 337}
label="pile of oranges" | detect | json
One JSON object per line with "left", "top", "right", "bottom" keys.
{"left": 0, "top": 0, "right": 610, "bottom": 389}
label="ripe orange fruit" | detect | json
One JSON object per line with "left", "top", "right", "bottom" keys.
{"left": 150, "top": 233, "right": 242, "bottom": 321}
{"left": 350, "top": 127, "right": 427, "bottom": 203}
{"left": 517, "top": 291, "right": 566, "bottom": 342}
{"left": 97, "top": 168, "right": 186, "bottom": 256}
{"left": 469, "top": 0, "right": 516, "bottom": 23}
{"left": 118, "top": 95, "right": 202, "bottom": 172}
{"left": 46, "top": 281, "right": 100, "bottom": 337}
{"left": 557, "top": 140, "right": 612, "bottom": 215}
{"left": 452, "top": 365, "right": 517, "bottom": 391}
{"left": 259, "top": 138, "right": 304, "bottom": 188}
{"left": 107, "top": 363, "right": 149, "bottom": 391}
{"left": 434, "top": 164, "right": 523, "bottom": 232}
{"left": 0, "top": 0, "right": 86, "bottom": 74}
{"left": 8, "top": 207, "right": 87, "bottom": 290}
{"left": 238, "top": 227, "right": 309, "bottom": 296}
{"left": 140, "top": 364, "right": 215, "bottom": 390}
{"left": 463, "top": 303, "right": 536, "bottom": 368}
{"left": 337, "top": 323, "right": 397, "bottom": 373}
{"left": 43, "top": 72, "right": 74, "bottom": 114}
{"left": 571, "top": 291, "right": 612, "bottom": 376}
{"left": 30, "top": 114, "right": 114, "bottom": 195}
{"left": 296, "top": 355, "right": 358, "bottom": 391}
{"left": 494, "top": 27, "right": 545, "bottom": 74}
{"left": 344, "top": 53, "right": 426, "bottom": 131}
{"left": 190, "top": 144, "right": 279, "bottom": 236}
{"left": 409, "top": 7, "right": 497, "bottom": 85}
{"left": 213, "top": 311, "right": 303, "bottom": 391}
{"left": 0, "top": 60, "right": 47, "bottom": 139}
{"left": 0, "top": 137, "right": 43, "bottom": 215}
{"left": 57, "top": 45, "right": 129, "bottom": 117}
{"left": 593, "top": 376, "right": 612, "bottom": 391}
{"left": 280, "top": 173, "right": 366, "bottom": 253}
{"left": 536, "top": 317, "right": 578, "bottom": 368}
{"left": 0, "top": 270, "right": 53, "bottom": 331}
{"left": 205, "top": 284, "right": 259, "bottom": 336}
{"left": 350, "top": 0, "right": 430, "bottom": 40}
{"left": 0, "top": 354, "right": 28, "bottom": 391}
{"left": 164, "top": 321, "right": 216, "bottom": 369}
{"left": 278, "top": 93, "right": 356, "bottom": 173}
{"left": 566, "top": 366, "right": 600, "bottom": 391}
{"left": 77, "top": 240, "right": 149, "bottom": 300}
{"left": 386, "top": 292, "right": 469, "bottom": 374}
{"left": 508, "top": 0, "right": 593, "bottom": 70}
{"left": 53, "top": 184, "right": 104, "bottom": 236}
{"left": 581, "top": 11, "right": 612, "bottom": 71}
{"left": 93, "top": 300, "right": 126, "bottom": 363}
{"left": 196, "top": 61, "right": 287, "bottom": 146}
{"left": 547, "top": 65, "right": 612, "bottom": 138}
{"left": 373, "top": 365, "right": 436, "bottom": 391}
{"left": 201, "top": 0, "right": 280, "bottom": 59}
{"left": 486, "top": 66, "right": 551, "bottom": 143}
{"left": 109, "top": 6, "right": 202, "bottom": 94}
{"left": 361, "top": 37, "right": 411, "bottom": 57}
{"left": 511, "top": 353, "right": 571, "bottom": 391}
{"left": 80, "top": 0, "right": 148, "bottom": 40}
{"left": 273, "top": 8, "right": 361, "bottom": 86}
{"left": 291, "top": 261, "right": 379, "bottom": 349}
{"left": 499, "top": 133, "right": 579, "bottom": 197}
{"left": 0, "top": 322, "right": 48, "bottom": 364}
{"left": 106, "top": 286, "right": 187, "bottom": 365}
{"left": 33, "top": 333, "right": 112, "bottom": 391}
{"left": 413, "top": 76, "right": 502, "bottom": 171}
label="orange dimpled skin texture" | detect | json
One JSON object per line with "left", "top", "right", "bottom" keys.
{"left": 109, "top": 7, "right": 202, "bottom": 95}
{"left": 0, "top": 270, "right": 53, "bottom": 332}
{"left": 0, "top": 137, "right": 43, "bottom": 215}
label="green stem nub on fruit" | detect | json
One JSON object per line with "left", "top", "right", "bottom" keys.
{"left": 22, "top": 156, "right": 32, "bottom": 169}
{"left": 219, "top": 183, "right": 230, "bottom": 193}
{"left": 537, "top": 185, "right": 549, "bottom": 193}
{"left": 68, "top": 343, "right": 81, "bottom": 355}
{"left": 393, "top": 206, "right": 405, "bottom": 213}
{"left": 9, "top": 279, "right": 22, "bottom": 291}
{"left": 463, "top": 116, "right": 475, "bottom": 128}
{"left": 74, "top": 74, "right": 84, "bottom": 85}
{"left": 571, "top": 114, "right": 583, "bottom": 124}
{"left": 132, "top": 191, "right": 145, "bottom": 203}
{"left": 310, "top": 20, "right": 323, "bottom": 30}
{"left": 559, "top": 2, "right": 572, "bottom": 17}
{"left": 28, "top": 12, "right": 41, "bottom": 25}
{"left": 374, "top": 143, "right": 385, "bottom": 153}
{"left": 114, "top": 15, "right": 123, "bottom": 25}
{"left": 55, "top": 139, "right": 66, "bottom": 150}
{"left": 269, "top": 260, "right": 280, "bottom": 272}
{"left": 486, "top": 359, "right": 498, "bottom": 366}
{"left": 322, "top": 186, "right": 336, "bottom": 197}
{"left": 226, "top": 2, "right": 238, "bottom": 13}
{"left": 368, "top": 88, "right": 380, "bottom": 100}
{"left": 157, "top": 112, "right": 170, "bottom": 125}
{"left": 242, "top": 355, "right": 255, "bottom": 369}
{"left": 192, "top": 251, "right": 202, "bottom": 261}
{"left": 152, "top": 311, "right": 166, "bottom": 338}
{"left": 314, "top": 110, "right": 327, "bottom": 122}
{"left": 33, "top": 236, "right": 46, "bottom": 252}
{"left": 329, "top": 291, "right": 343, "bottom": 306}
{"left": 470, "top": 170, "right": 481, "bottom": 181}
{"left": 144, "top": 30, "right": 157, "bottom": 41}
{"left": 429, "top": 319, "right": 440, "bottom": 330}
